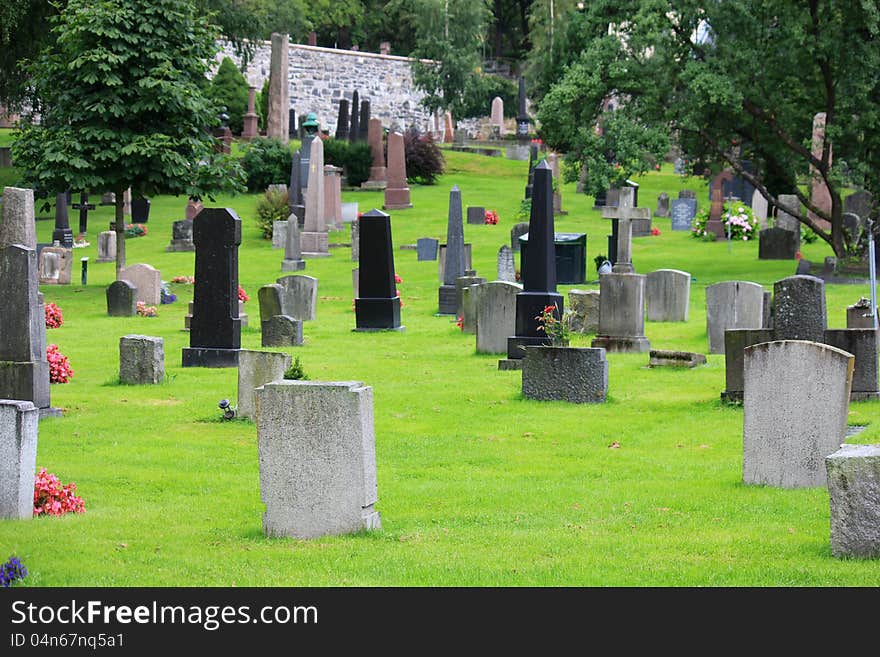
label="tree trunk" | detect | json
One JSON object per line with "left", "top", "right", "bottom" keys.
{"left": 114, "top": 186, "right": 126, "bottom": 279}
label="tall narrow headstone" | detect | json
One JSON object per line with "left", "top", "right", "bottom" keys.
{"left": 182, "top": 208, "right": 242, "bottom": 367}
{"left": 808, "top": 112, "right": 832, "bottom": 230}
{"left": 707, "top": 170, "right": 734, "bottom": 238}
{"left": 546, "top": 152, "right": 565, "bottom": 215}
{"left": 355, "top": 209, "right": 403, "bottom": 331}
{"left": 438, "top": 186, "right": 466, "bottom": 314}
{"left": 490, "top": 96, "right": 505, "bottom": 137}
{"left": 301, "top": 137, "right": 328, "bottom": 256}
{"left": 507, "top": 161, "right": 563, "bottom": 360}
{"left": 358, "top": 100, "right": 370, "bottom": 142}
{"left": 752, "top": 190, "right": 769, "bottom": 229}
{"left": 515, "top": 76, "right": 529, "bottom": 142}
{"left": 524, "top": 143, "right": 538, "bottom": 199}
{"left": 443, "top": 111, "right": 454, "bottom": 143}
{"left": 52, "top": 193, "right": 73, "bottom": 247}
{"left": 266, "top": 33, "right": 290, "bottom": 143}
{"left": 0, "top": 399, "right": 38, "bottom": 520}
{"left": 383, "top": 132, "right": 411, "bottom": 210}
{"left": 335, "top": 98, "right": 350, "bottom": 141}
{"left": 364, "top": 118, "right": 387, "bottom": 189}
{"left": 323, "top": 165, "right": 343, "bottom": 230}
{"left": 288, "top": 152, "right": 305, "bottom": 224}
{"left": 282, "top": 214, "right": 306, "bottom": 271}
{"left": 0, "top": 246, "right": 51, "bottom": 413}
{"left": 348, "top": 91, "right": 360, "bottom": 145}
{"left": 654, "top": 192, "right": 670, "bottom": 218}
{"left": 775, "top": 194, "right": 801, "bottom": 251}
{"left": 242, "top": 86, "right": 259, "bottom": 140}
{"left": 497, "top": 245, "right": 516, "bottom": 282}
{"left": 0, "top": 187, "right": 36, "bottom": 250}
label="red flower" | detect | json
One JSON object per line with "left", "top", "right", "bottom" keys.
{"left": 238, "top": 285, "right": 249, "bottom": 302}
{"left": 33, "top": 468, "right": 85, "bottom": 516}
{"left": 651, "top": 226, "right": 661, "bottom": 236}
{"left": 394, "top": 273, "right": 403, "bottom": 284}
{"left": 455, "top": 315, "right": 464, "bottom": 330}
{"left": 45, "top": 303, "right": 64, "bottom": 329}
{"left": 484, "top": 210, "right": 499, "bottom": 225}
{"left": 46, "top": 344, "right": 73, "bottom": 384}
{"left": 795, "top": 251, "right": 803, "bottom": 260}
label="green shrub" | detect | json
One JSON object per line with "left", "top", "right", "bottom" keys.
{"left": 691, "top": 201, "right": 759, "bottom": 241}
{"left": 283, "top": 356, "right": 309, "bottom": 380}
{"left": 323, "top": 138, "right": 372, "bottom": 187}
{"left": 255, "top": 187, "right": 289, "bottom": 239}
{"left": 258, "top": 78, "right": 269, "bottom": 132}
{"left": 208, "top": 57, "right": 249, "bottom": 134}
{"left": 403, "top": 131, "right": 444, "bottom": 185}
{"left": 241, "top": 137, "right": 292, "bottom": 192}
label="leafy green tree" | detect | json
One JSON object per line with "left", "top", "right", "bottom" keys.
{"left": 13, "top": 0, "right": 245, "bottom": 276}
{"left": 537, "top": 0, "right": 880, "bottom": 258}
{"left": 0, "top": 1, "right": 62, "bottom": 109}
{"left": 209, "top": 57, "right": 250, "bottom": 134}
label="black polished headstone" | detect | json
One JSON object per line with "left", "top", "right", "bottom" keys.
{"left": 516, "top": 76, "right": 529, "bottom": 141}
{"left": 300, "top": 135, "right": 314, "bottom": 189}
{"left": 349, "top": 90, "right": 360, "bottom": 145}
{"left": 335, "top": 99, "right": 350, "bottom": 141}
{"left": 288, "top": 152, "right": 305, "bottom": 224}
{"left": 508, "top": 161, "right": 563, "bottom": 359}
{"left": 358, "top": 100, "right": 370, "bottom": 142}
{"left": 182, "top": 208, "right": 242, "bottom": 366}
{"left": 288, "top": 109, "right": 297, "bottom": 137}
{"left": 52, "top": 193, "right": 74, "bottom": 247}
{"left": 130, "top": 197, "right": 150, "bottom": 224}
{"left": 106, "top": 279, "right": 137, "bottom": 316}
{"left": 355, "top": 209, "right": 402, "bottom": 331}
{"left": 524, "top": 144, "right": 538, "bottom": 199}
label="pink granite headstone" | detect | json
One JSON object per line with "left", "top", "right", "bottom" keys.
{"left": 383, "top": 132, "right": 412, "bottom": 210}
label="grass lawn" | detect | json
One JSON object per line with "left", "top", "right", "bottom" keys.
{"left": 3, "top": 143, "right": 880, "bottom": 587}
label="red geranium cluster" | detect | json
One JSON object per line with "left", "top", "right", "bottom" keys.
{"left": 394, "top": 274, "right": 404, "bottom": 308}
{"left": 46, "top": 344, "right": 73, "bottom": 384}
{"left": 484, "top": 210, "right": 499, "bottom": 225}
{"left": 455, "top": 315, "right": 464, "bottom": 330}
{"left": 651, "top": 226, "right": 661, "bottom": 236}
{"left": 34, "top": 468, "right": 85, "bottom": 516}
{"left": 45, "top": 302, "right": 63, "bottom": 329}
{"left": 238, "top": 285, "right": 249, "bottom": 302}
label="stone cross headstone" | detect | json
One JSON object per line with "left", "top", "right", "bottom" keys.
{"left": 0, "top": 187, "right": 36, "bottom": 250}
{"left": 497, "top": 245, "right": 516, "bottom": 282}
{"left": 348, "top": 90, "right": 361, "bottom": 145}
{"left": 646, "top": 269, "right": 691, "bottom": 322}
{"left": 52, "top": 193, "right": 73, "bottom": 247}
{"left": 255, "top": 380, "right": 381, "bottom": 538}
{"left": 237, "top": 349, "right": 291, "bottom": 421}
{"left": 507, "top": 161, "right": 564, "bottom": 360}
{"left": 751, "top": 190, "right": 769, "bottom": 229}
{"left": 705, "top": 281, "right": 765, "bottom": 354}
{"left": 475, "top": 281, "right": 521, "bottom": 354}
{"left": 302, "top": 137, "right": 328, "bottom": 256}
{"left": 282, "top": 214, "right": 306, "bottom": 271}
{"left": 670, "top": 198, "right": 697, "bottom": 231}
{"left": 490, "top": 96, "right": 505, "bottom": 136}
{"left": 364, "top": 118, "right": 387, "bottom": 189}
{"left": 166, "top": 219, "right": 195, "bottom": 252}
{"left": 335, "top": 98, "right": 350, "bottom": 141}
{"left": 266, "top": 33, "right": 290, "bottom": 143}
{"left": 72, "top": 192, "right": 95, "bottom": 234}
{"left": 182, "top": 208, "right": 242, "bottom": 367}
{"left": 97, "top": 230, "right": 117, "bottom": 262}
{"left": 808, "top": 112, "right": 832, "bottom": 230}
{"left": 0, "top": 245, "right": 51, "bottom": 412}
{"left": 355, "top": 209, "right": 402, "bottom": 330}
{"left": 0, "top": 399, "right": 38, "bottom": 520}
{"left": 417, "top": 237, "right": 439, "bottom": 261}
{"left": 383, "top": 132, "right": 412, "bottom": 210}
{"left": 654, "top": 192, "right": 670, "bottom": 218}
{"left": 438, "top": 186, "right": 466, "bottom": 314}
{"left": 276, "top": 274, "right": 318, "bottom": 321}
{"left": 601, "top": 186, "right": 649, "bottom": 274}
{"left": 120, "top": 263, "right": 161, "bottom": 305}
{"left": 743, "top": 340, "right": 852, "bottom": 488}
{"left": 106, "top": 279, "right": 136, "bottom": 316}
{"left": 119, "top": 335, "right": 164, "bottom": 385}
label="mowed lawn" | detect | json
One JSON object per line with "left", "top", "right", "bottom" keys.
{"left": 3, "top": 142, "right": 880, "bottom": 586}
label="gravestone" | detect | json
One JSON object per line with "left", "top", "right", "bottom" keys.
{"left": 475, "top": 281, "right": 521, "bottom": 354}
{"left": 38, "top": 246, "right": 72, "bottom": 285}
{"left": 670, "top": 198, "right": 697, "bottom": 231}
{"left": 288, "top": 152, "right": 305, "bottom": 224}
{"left": 351, "top": 221, "right": 359, "bottom": 262}
{"left": 842, "top": 212, "right": 861, "bottom": 241}
{"left": 281, "top": 214, "right": 306, "bottom": 272}
{"left": 455, "top": 272, "right": 486, "bottom": 323}
{"left": 323, "top": 165, "right": 343, "bottom": 230}
{"left": 444, "top": 111, "right": 454, "bottom": 143}
{"left": 807, "top": 112, "right": 832, "bottom": 230}
{"left": 275, "top": 275, "right": 318, "bottom": 321}
{"left": 106, "top": 279, "right": 137, "bottom": 316}
{"left": 720, "top": 328, "right": 775, "bottom": 402}
{"left": 417, "top": 238, "right": 439, "bottom": 261}
{"left": 0, "top": 399, "right": 38, "bottom": 520}
{"left": 654, "top": 193, "right": 670, "bottom": 218}
{"left": 0, "top": 245, "right": 51, "bottom": 413}
{"left": 438, "top": 243, "right": 472, "bottom": 283}
{"left": 673, "top": 157, "right": 685, "bottom": 175}
{"left": 467, "top": 206, "right": 485, "bottom": 225}
{"left": 341, "top": 202, "right": 358, "bottom": 223}
{"left": 438, "top": 186, "right": 466, "bottom": 315}
{"left": 847, "top": 298, "right": 874, "bottom": 328}
{"left": 301, "top": 137, "right": 328, "bottom": 256}
{"left": 130, "top": 197, "right": 150, "bottom": 224}
{"left": 166, "top": 219, "right": 195, "bottom": 252}
{"left": 772, "top": 275, "right": 826, "bottom": 342}
{"left": 845, "top": 190, "right": 874, "bottom": 222}
{"left": 271, "top": 221, "right": 288, "bottom": 249}
{"left": 518, "top": 232, "right": 586, "bottom": 285}
{"left": 649, "top": 350, "right": 707, "bottom": 368}
{"left": 545, "top": 152, "right": 565, "bottom": 215}
{"left": 524, "top": 143, "right": 538, "bottom": 199}
{"left": 522, "top": 346, "right": 609, "bottom": 404}
{"left": 601, "top": 186, "right": 649, "bottom": 273}
{"left": 758, "top": 227, "right": 798, "bottom": 260}
{"left": 461, "top": 283, "right": 481, "bottom": 334}
{"left": 383, "top": 132, "right": 412, "bottom": 210}
{"left": 237, "top": 349, "right": 291, "bottom": 420}
{"left": 97, "top": 231, "right": 117, "bottom": 262}
{"left": 751, "top": 190, "right": 769, "bottom": 229}
{"left": 242, "top": 87, "right": 259, "bottom": 140}
{"left": 255, "top": 380, "right": 381, "bottom": 538}
{"left": 707, "top": 170, "right": 734, "bottom": 238}
{"left": 364, "top": 118, "right": 387, "bottom": 189}
{"left": 358, "top": 99, "right": 370, "bottom": 142}
{"left": 355, "top": 209, "right": 403, "bottom": 331}
{"left": 507, "top": 161, "right": 564, "bottom": 360}
{"left": 823, "top": 329, "right": 879, "bottom": 401}
{"left": 774, "top": 194, "right": 801, "bottom": 250}
{"left": 826, "top": 444, "right": 880, "bottom": 558}
{"left": 335, "top": 98, "right": 350, "bottom": 141}
{"left": 348, "top": 91, "right": 360, "bottom": 146}
{"left": 182, "top": 208, "right": 242, "bottom": 368}
{"left": 352, "top": 268, "right": 359, "bottom": 297}
{"left": 101, "top": 192, "right": 115, "bottom": 206}
{"left": 261, "top": 315, "right": 303, "bottom": 347}
{"left": 266, "top": 33, "right": 290, "bottom": 142}
{"left": 0, "top": 187, "right": 36, "bottom": 250}
{"left": 510, "top": 222, "right": 529, "bottom": 252}
{"left": 72, "top": 192, "right": 96, "bottom": 235}
{"left": 490, "top": 96, "right": 505, "bottom": 136}
{"left": 120, "top": 263, "right": 161, "bottom": 305}
{"left": 743, "top": 340, "right": 852, "bottom": 488}
{"left": 119, "top": 335, "right": 164, "bottom": 385}
{"left": 705, "top": 281, "right": 765, "bottom": 354}
{"left": 568, "top": 289, "right": 600, "bottom": 334}
{"left": 497, "top": 245, "right": 516, "bottom": 282}
{"left": 258, "top": 284, "right": 284, "bottom": 322}
{"left": 646, "top": 269, "right": 691, "bottom": 322}
{"left": 186, "top": 198, "right": 203, "bottom": 221}
{"left": 679, "top": 189, "right": 696, "bottom": 200}
{"left": 52, "top": 193, "right": 73, "bottom": 248}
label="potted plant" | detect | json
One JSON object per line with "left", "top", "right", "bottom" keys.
{"left": 521, "top": 303, "right": 609, "bottom": 403}
{"left": 594, "top": 254, "right": 612, "bottom": 275}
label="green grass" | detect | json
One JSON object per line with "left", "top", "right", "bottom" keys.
{"left": 3, "top": 147, "right": 880, "bottom": 586}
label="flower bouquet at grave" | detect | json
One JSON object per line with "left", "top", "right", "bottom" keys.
{"left": 46, "top": 344, "right": 73, "bottom": 383}
{"left": 33, "top": 468, "right": 85, "bottom": 516}
{"left": 171, "top": 275, "right": 195, "bottom": 284}
{"left": 72, "top": 234, "right": 90, "bottom": 248}
{"left": 238, "top": 285, "right": 249, "bottom": 303}
{"left": 160, "top": 282, "right": 177, "bottom": 304}
{"left": 0, "top": 556, "right": 28, "bottom": 587}
{"left": 535, "top": 303, "right": 573, "bottom": 347}
{"left": 691, "top": 202, "right": 758, "bottom": 241}
{"left": 124, "top": 223, "right": 148, "bottom": 238}
{"left": 45, "top": 302, "right": 64, "bottom": 329}
{"left": 484, "top": 209, "right": 499, "bottom": 225}
{"left": 136, "top": 301, "right": 157, "bottom": 317}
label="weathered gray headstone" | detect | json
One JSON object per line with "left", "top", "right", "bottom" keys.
{"left": 751, "top": 190, "right": 769, "bottom": 229}
{"left": 743, "top": 340, "right": 853, "bottom": 488}
{"left": 774, "top": 194, "right": 801, "bottom": 251}
{"left": 522, "top": 346, "right": 609, "bottom": 403}
{"left": 823, "top": 329, "right": 880, "bottom": 401}
{"left": 272, "top": 220, "right": 288, "bottom": 249}
{"left": 461, "top": 283, "right": 481, "bottom": 334}
{"left": 772, "top": 275, "right": 826, "bottom": 342}
{"left": 302, "top": 136, "right": 328, "bottom": 256}
{"left": 568, "top": 289, "right": 600, "bottom": 334}
{"left": 261, "top": 315, "right": 303, "bottom": 348}
{"left": 282, "top": 214, "right": 305, "bottom": 272}
{"left": 417, "top": 237, "right": 439, "bottom": 261}
{"left": 758, "top": 227, "right": 798, "bottom": 260}
{"left": 654, "top": 192, "right": 670, "bottom": 218}
{"left": 258, "top": 284, "right": 284, "bottom": 322}
{"left": 97, "top": 230, "right": 117, "bottom": 262}
{"left": 275, "top": 274, "right": 317, "bottom": 321}
{"left": 670, "top": 198, "right": 697, "bottom": 231}
{"left": 844, "top": 190, "right": 874, "bottom": 222}
{"left": 826, "top": 444, "right": 880, "bottom": 558}
{"left": 0, "top": 399, "right": 38, "bottom": 520}
{"left": 705, "top": 281, "right": 765, "bottom": 354}
{"left": 648, "top": 350, "right": 707, "bottom": 368}
{"left": 439, "top": 185, "right": 466, "bottom": 314}
{"left": 475, "top": 281, "right": 521, "bottom": 354}
{"left": 342, "top": 202, "right": 359, "bottom": 223}
{"left": 721, "top": 328, "right": 775, "bottom": 402}
{"left": 106, "top": 279, "right": 137, "bottom": 317}
{"left": 166, "top": 219, "right": 195, "bottom": 252}
{"left": 351, "top": 220, "right": 359, "bottom": 262}
{"left": 120, "top": 263, "right": 161, "bottom": 305}
{"left": 119, "top": 335, "right": 164, "bottom": 384}
{"left": 256, "top": 380, "right": 381, "bottom": 538}
{"left": 510, "top": 222, "right": 529, "bottom": 252}
{"left": 678, "top": 189, "right": 697, "bottom": 200}
{"left": 646, "top": 269, "right": 690, "bottom": 322}
{"left": 673, "top": 157, "right": 685, "bottom": 175}
{"left": 842, "top": 212, "right": 861, "bottom": 241}
{"left": 455, "top": 273, "right": 486, "bottom": 320}
{"left": 438, "top": 243, "right": 472, "bottom": 283}
{"left": 847, "top": 298, "right": 874, "bottom": 328}
{"left": 497, "top": 245, "right": 516, "bottom": 282}
{"left": 592, "top": 272, "right": 650, "bottom": 353}
{"left": 0, "top": 187, "right": 36, "bottom": 250}
{"left": 236, "top": 349, "right": 291, "bottom": 420}
{"left": 38, "top": 246, "right": 72, "bottom": 285}
{"left": 467, "top": 206, "right": 485, "bottom": 225}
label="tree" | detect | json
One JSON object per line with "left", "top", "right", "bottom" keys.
{"left": 537, "top": 0, "right": 880, "bottom": 259}
{"left": 208, "top": 57, "right": 250, "bottom": 134}
{"left": 13, "top": 0, "right": 245, "bottom": 276}
{"left": 0, "top": 1, "right": 62, "bottom": 109}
